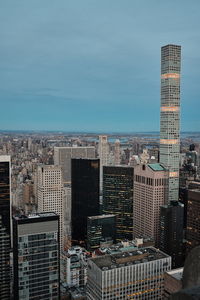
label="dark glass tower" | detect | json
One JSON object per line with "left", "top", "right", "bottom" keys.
{"left": 87, "top": 214, "right": 116, "bottom": 251}
{"left": 71, "top": 159, "right": 100, "bottom": 245}
{"left": 0, "top": 156, "right": 11, "bottom": 300}
{"left": 13, "top": 213, "right": 60, "bottom": 300}
{"left": 159, "top": 201, "right": 184, "bottom": 268}
{"left": 103, "top": 166, "right": 134, "bottom": 241}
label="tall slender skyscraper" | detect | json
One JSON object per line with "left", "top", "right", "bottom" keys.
{"left": 160, "top": 44, "right": 181, "bottom": 202}
{"left": 0, "top": 155, "right": 11, "bottom": 300}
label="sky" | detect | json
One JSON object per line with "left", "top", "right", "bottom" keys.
{"left": 0, "top": 0, "right": 199, "bottom": 132}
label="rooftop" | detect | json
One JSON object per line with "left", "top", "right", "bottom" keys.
{"left": 91, "top": 247, "right": 170, "bottom": 271}
{"left": 148, "top": 163, "right": 166, "bottom": 171}
{"left": 88, "top": 214, "right": 115, "bottom": 220}
{"left": 166, "top": 267, "right": 183, "bottom": 281}
{"left": 13, "top": 212, "right": 58, "bottom": 220}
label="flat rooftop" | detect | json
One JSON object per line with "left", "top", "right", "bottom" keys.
{"left": 91, "top": 247, "right": 170, "bottom": 270}
{"left": 13, "top": 212, "right": 58, "bottom": 220}
{"left": 88, "top": 214, "right": 115, "bottom": 220}
{"left": 148, "top": 163, "right": 166, "bottom": 171}
{"left": 166, "top": 267, "right": 183, "bottom": 281}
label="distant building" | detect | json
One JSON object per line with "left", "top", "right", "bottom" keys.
{"left": 114, "top": 139, "right": 121, "bottom": 165}
{"left": 133, "top": 163, "right": 168, "bottom": 245}
{"left": 0, "top": 155, "right": 11, "bottom": 300}
{"left": 98, "top": 136, "right": 109, "bottom": 190}
{"left": 37, "top": 165, "right": 65, "bottom": 249}
{"left": 87, "top": 247, "right": 171, "bottom": 299}
{"left": 103, "top": 166, "right": 134, "bottom": 241}
{"left": 54, "top": 146, "right": 95, "bottom": 184}
{"left": 87, "top": 214, "right": 116, "bottom": 251}
{"left": 186, "top": 189, "right": 200, "bottom": 254}
{"left": 160, "top": 44, "right": 181, "bottom": 202}
{"left": 159, "top": 201, "right": 184, "bottom": 268}
{"left": 13, "top": 213, "right": 60, "bottom": 300}
{"left": 71, "top": 159, "right": 100, "bottom": 245}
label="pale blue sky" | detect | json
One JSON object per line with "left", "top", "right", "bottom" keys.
{"left": 0, "top": 0, "right": 199, "bottom": 132}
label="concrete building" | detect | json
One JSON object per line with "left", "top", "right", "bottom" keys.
{"left": 87, "top": 247, "right": 171, "bottom": 299}
{"left": 114, "top": 139, "right": 121, "bottom": 165}
{"left": 133, "top": 163, "right": 168, "bottom": 245}
{"left": 61, "top": 246, "right": 89, "bottom": 288}
{"left": 186, "top": 189, "right": 200, "bottom": 254}
{"left": 98, "top": 135, "right": 109, "bottom": 190}
{"left": 163, "top": 268, "right": 183, "bottom": 299}
{"left": 13, "top": 213, "right": 60, "bottom": 300}
{"left": 0, "top": 155, "right": 11, "bottom": 300}
{"left": 37, "top": 165, "right": 65, "bottom": 249}
{"left": 103, "top": 166, "right": 134, "bottom": 241}
{"left": 54, "top": 146, "right": 95, "bottom": 184}
{"left": 160, "top": 44, "right": 181, "bottom": 203}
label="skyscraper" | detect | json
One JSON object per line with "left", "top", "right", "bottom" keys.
{"left": 37, "top": 165, "right": 65, "bottom": 249}
{"left": 0, "top": 155, "right": 11, "bottom": 300}
{"left": 114, "top": 139, "right": 121, "bottom": 165}
{"left": 133, "top": 163, "right": 168, "bottom": 245}
{"left": 71, "top": 159, "right": 100, "bottom": 245}
{"left": 98, "top": 135, "right": 109, "bottom": 190}
{"left": 160, "top": 44, "right": 181, "bottom": 202}
{"left": 103, "top": 166, "right": 134, "bottom": 241}
{"left": 159, "top": 201, "right": 184, "bottom": 268}
{"left": 13, "top": 213, "right": 60, "bottom": 300}
{"left": 54, "top": 146, "right": 95, "bottom": 184}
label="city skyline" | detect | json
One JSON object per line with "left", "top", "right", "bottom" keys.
{"left": 0, "top": 1, "right": 200, "bottom": 132}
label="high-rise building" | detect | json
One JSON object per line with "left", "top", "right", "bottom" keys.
{"left": 98, "top": 135, "right": 109, "bottom": 190}
{"left": 160, "top": 44, "right": 181, "bottom": 202}
{"left": 71, "top": 159, "right": 100, "bottom": 245}
{"left": 103, "top": 166, "right": 134, "bottom": 241}
{"left": 87, "top": 214, "right": 116, "bottom": 251}
{"left": 0, "top": 155, "right": 11, "bottom": 300}
{"left": 54, "top": 146, "right": 95, "bottom": 184}
{"left": 114, "top": 139, "right": 121, "bottom": 165}
{"left": 87, "top": 247, "right": 171, "bottom": 300}
{"left": 186, "top": 189, "right": 200, "bottom": 254}
{"left": 133, "top": 163, "right": 168, "bottom": 245}
{"left": 37, "top": 165, "right": 65, "bottom": 249}
{"left": 159, "top": 201, "right": 184, "bottom": 268}
{"left": 13, "top": 213, "right": 60, "bottom": 300}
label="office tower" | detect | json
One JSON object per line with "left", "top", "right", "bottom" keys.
{"left": 54, "top": 146, "right": 95, "bottom": 184}
{"left": 98, "top": 135, "right": 109, "bottom": 190}
{"left": 160, "top": 44, "right": 181, "bottom": 202}
{"left": 63, "top": 186, "right": 71, "bottom": 248}
{"left": 114, "top": 139, "right": 121, "bottom": 165}
{"left": 186, "top": 189, "right": 200, "bottom": 253}
{"left": 71, "top": 159, "right": 100, "bottom": 245}
{"left": 159, "top": 201, "right": 184, "bottom": 268}
{"left": 13, "top": 213, "right": 60, "bottom": 300}
{"left": 87, "top": 214, "right": 116, "bottom": 251}
{"left": 0, "top": 155, "right": 11, "bottom": 300}
{"left": 133, "top": 163, "right": 168, "bottom": 245}
{"left": 37, "top": 165, "right": 65, "bottom": 249}
{"left": 103, "top": 166, "right": 134, "bottom": 241}
{"left": 87, "top": 247, "right": 171, "bottom": 300}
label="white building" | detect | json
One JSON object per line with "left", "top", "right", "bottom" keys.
{"left": 98, "top": 135, "right": 109, "bottom": 190}
{"left": 87, "top": 247, "right": 171, "bottom": 299}
{"left": 37, "top": 164, "right": 65, "bottom": 249}
{"left": 54, "top": 146, "right": 95, "bottom": 184}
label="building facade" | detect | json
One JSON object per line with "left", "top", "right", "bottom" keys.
{"left": 98, "top": 136, "right": 109, "bottom": 190}
{"left": 133, "top": 163, "right": 168, "bottom": 245}
{"left": 37, "top": 165, "right": 65, "bottom": 249}
{"left": 0, "top": 155, "right": 11, "bottom": 300}
{"left": 103, "top": 166, "right": 134, "bottom": 241}
{"left": 159, "top": 201, "right": 184, "bottom": 268}
{"left": 186, "top": 189, "right": 200, "bottom": 254}
{"left": 54, "top": 146, "right": 95, "bottom": 184}
{"left": 160, "top": 44, "right": 181, "bottom": 202}
{"left": 13, "top": 213, "right": 60, "bottom": 300}
{"left": 87, "top": 247, "right": 171, "bottom": 299}
{"left": 87, "top": 214, "right": 116, "bottom": 251}
{"left": 71, "top": 159, "right": 100, "bottom": 245}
